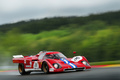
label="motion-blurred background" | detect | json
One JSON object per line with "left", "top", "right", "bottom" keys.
{"left": 0, "top": 0, "right": 120, "bottom": 68}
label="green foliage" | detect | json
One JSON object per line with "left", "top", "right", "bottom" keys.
{"left": 0, "top": 11, "right": 120, "bottom": 33}
{"left": 0, "top": 11, "right": 120, "bottom": 62}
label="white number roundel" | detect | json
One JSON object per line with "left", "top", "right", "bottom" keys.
{"left": 71, "top": 56, "right": 83, "bottom": 62}
{"left": 33, "top": 61, "right": 39, "bottom": 69}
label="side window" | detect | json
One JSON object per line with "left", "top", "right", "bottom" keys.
{"left": 38, "top": 53, "right": 46, "bottom": 59}
{"left": 43, "top": 54, "right": 54, "bottom": 59}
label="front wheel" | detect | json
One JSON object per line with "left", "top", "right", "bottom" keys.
{"left": 42, "top": 62, "right": 49, "bottom": 74}
{"left": 18, "top": 63, "right": 31, "bottom": 75}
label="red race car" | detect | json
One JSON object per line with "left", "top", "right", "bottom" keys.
{"left": 13, "top": 51, "right": 91, "bottom": 75}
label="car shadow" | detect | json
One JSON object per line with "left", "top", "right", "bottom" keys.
{"left": 18, "top": 69, "right": 91, "bottom": 76}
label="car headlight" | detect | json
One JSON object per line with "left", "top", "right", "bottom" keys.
{"left": 82, "top": 61, "right": 90, "bottom": 66}
{"left": 53, "top": 63, "right": 61, "bottom": 69}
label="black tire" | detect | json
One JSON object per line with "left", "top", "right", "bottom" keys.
{"left": 18, "top": 63, "right": 31, "bottom": 75}
{"left": 42, "top": 62, "right": 49, "bottom": 74}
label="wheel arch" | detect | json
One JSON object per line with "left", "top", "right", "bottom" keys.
{"left": 41, "top": 60, "right": 53, "bottom": 71}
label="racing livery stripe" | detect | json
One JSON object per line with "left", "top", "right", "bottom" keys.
{"left": 60, "top": 58, "right": 77, "bottom": 68}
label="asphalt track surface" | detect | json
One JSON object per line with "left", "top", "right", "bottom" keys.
{"left": 0, "top": 67, "right": 120, "bottom": 80}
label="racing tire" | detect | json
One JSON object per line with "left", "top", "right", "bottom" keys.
{"left": 42, "top": 62, "right": 49, "bottom": 74}
{"left": 18, "top": 63, "right": 31, "bottom": 75}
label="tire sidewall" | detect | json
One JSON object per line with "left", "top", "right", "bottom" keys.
{"left": 18, "top": 63, "right": 30, "bottom": 75}
{"left": 18, "top": 63, "right": 25, "bottom": 75}
{"left": 42, "top": 62, "right": 49, "bottom": 74}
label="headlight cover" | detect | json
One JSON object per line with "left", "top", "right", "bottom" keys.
{"left": 82, "top": 61, "right": 90, "bottom": 66}
{"left": 53, "top": 63, "right": 61, "bottom": 69}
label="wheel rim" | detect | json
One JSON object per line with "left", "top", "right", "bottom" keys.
{"left": 43, "top": 64, "right": 48, "bottom": 73}
{"left": 18, "top": 64, "right": 22, "bottom": 73}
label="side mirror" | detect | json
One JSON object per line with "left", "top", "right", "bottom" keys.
{"left": 73, "top": 51, "right": 76, "bottom": 56}
{"left": 73, "top": 51, "right": 76, "bottom": 54}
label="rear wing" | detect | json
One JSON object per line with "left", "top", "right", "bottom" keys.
{"left": 13, "top": 55, "right": 24, "bottom": 58}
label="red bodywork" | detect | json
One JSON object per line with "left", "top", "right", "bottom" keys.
{"left": 13, "top": 51, "right": 91, "bottom": 72}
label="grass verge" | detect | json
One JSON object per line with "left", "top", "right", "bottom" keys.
{"left": 90, "top": 60, "right": 120, "bottom": 65}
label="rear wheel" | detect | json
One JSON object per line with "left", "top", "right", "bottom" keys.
{"left": 42, "top": 62, "right": 49, "bottom": 74}
{"left": 18, "top": 63, "right": 31, "bottom": 75}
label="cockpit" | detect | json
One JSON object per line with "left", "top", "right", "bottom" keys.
{"left": 44, "top": 53, "right": 67, "bottom": 59}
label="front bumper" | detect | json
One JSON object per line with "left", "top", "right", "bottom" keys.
{"left": 50, "top": 66, "right": 91, "bottom": 72}
{"left": 64, "top": 67, "right": 85, "bottom": 71}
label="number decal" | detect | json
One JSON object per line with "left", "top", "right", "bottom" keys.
{"left": 71, "top": 56, "right": 83, "bottom": 62}
{"left": 33, "top": 61, "right": 39, "bottom": 69}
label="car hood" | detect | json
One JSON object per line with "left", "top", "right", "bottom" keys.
{"left": 47, "top": 58, "right": 87, "bottom": 68}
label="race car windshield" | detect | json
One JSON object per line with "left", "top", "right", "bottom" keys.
{"left": 55, "top": 53, "right": 67, "bottom": 59}
{"left": 45, "top": 53, "right": 67, "bottom": 59}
